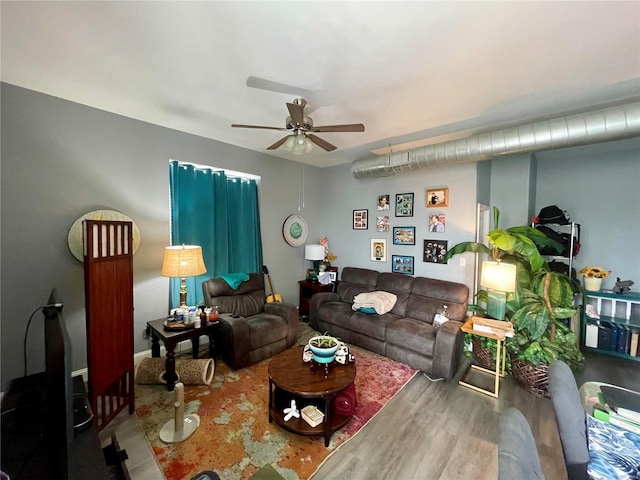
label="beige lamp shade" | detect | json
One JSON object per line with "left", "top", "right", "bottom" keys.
{"left": 480, "top": 261, "right": 517, "bottom": 293}
{"left": 161, "top": 245, "right": 207, "bottom": 278}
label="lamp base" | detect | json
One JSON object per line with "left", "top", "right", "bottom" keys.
{"left": 486, "top": 289, "right": 507, "bottom": 320}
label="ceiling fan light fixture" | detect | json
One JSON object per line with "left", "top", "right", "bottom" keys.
{"left": 284, "top": 132, "right": 313, "bottom": 155}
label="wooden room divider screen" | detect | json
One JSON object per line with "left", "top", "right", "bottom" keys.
{"left": 83, "top": 219, "right": 135, "bottom": 430}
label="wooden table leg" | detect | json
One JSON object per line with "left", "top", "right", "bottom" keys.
{"left": 268, "top": 380, "right": 274, "bottom": 423}
{"left": 151, "top": 336, "right": 160, "bottom": 357}
{"left": 323, "top": 395, "right": 332, "bottom": 447}
{"left": 190, "top": 336, "right": 200, "bottom": 359}
{"left": 208, "top": 333, "right": 215, "bottom": 359}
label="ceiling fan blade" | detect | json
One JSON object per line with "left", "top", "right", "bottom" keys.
{"left": 310, "top": 123, "right": 365, "bottom": 133}
{"left": 286, "top": 102, "right": 305, "bottom": 127}
{"left": 307, "top": 133, "right": 337, "bottom": 152}
{"left": 267, "top": 135, "right": 290, "bottom": 150}
{"left": 231, "top": 124, "right": 287, "bottom": 131}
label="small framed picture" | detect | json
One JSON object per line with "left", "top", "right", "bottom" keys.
{"left": 376, "top": 216, "right": 390, "bottom": 232}
{"left": 393, "top": 226, "right": 416, "bottom": 245}
{"left": 353, "top": 209, "right": 368, "bottom": 229}
{"left": 426, "top": 188, "right": 449, "bottom": 208}
{"left": 370, "top": 238, "right": 387, "bottom": 262}
{"left": 428, "top": 214, "right": 446, "bottom": 233}
{"left": 392, "top": 255, "right": 414, "bottom": 275}
{"left": 328, "top": 271, "right": 337, "bottom": 282}
{"left": 395, "top": 193, "right": 414, "bottom": 217}
{"left": 377, "top": 194, "right": 391, "bottom": 211}
{"left": 424, "top": 239, "right": 448, "bottom": 263}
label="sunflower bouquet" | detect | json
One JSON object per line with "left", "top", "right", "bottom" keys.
{"left": 579, "top": 266, "right": 610, "bottom": 278}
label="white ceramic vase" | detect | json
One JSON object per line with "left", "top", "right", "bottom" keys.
{"left": 584, "top": 277, "right": 603, "bottom": 292}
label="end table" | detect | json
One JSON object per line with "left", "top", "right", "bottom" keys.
{"left": 146, "top": 318, "right": 221, "bottom": 391}
{"left": 299, "top": 280, "right": 335, "bottom": 317}
{"left": 458, "top": 317, "right": 508, "bottom": 398}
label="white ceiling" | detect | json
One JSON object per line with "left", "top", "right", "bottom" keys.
{"left": 2, "top": 1, "right": 639, "bottom": 168}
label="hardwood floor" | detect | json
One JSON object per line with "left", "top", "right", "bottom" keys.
{"left": 102, "top": 336, "right": 639, "bottom": 480}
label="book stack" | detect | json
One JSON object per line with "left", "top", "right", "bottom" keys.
{"left": 593, "top": 388, "right": 640, "bottom": 435}
{"left": 594, "top": 322, "right": 640, "bottom": 356}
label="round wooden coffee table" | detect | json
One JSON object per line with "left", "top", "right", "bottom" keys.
{"left": 268, "top": 346, "right": 356, "bottom": 447}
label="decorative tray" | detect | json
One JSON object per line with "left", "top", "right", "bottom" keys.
{"left": 163, "top": 320, "right": 195, "bottom": 331}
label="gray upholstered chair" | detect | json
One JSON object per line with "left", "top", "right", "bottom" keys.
{"left": 498, "top": 408, "right": 545, "bottom": 480}
{"left": 202, "top": 273, "right": 298, "bottom": 369}
{"left": 548, "top": 360, "right": 590, "bottom": 480}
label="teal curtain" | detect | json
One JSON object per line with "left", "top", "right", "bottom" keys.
{"left": 168, "top": 161, "right": 263, "bottom": 309}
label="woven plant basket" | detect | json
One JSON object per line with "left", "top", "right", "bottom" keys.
{"left": 471, "top": 337, "right": 495, "bottom": 370}
{"left": 510, "top": 356, "right": 550, "bottom": 398}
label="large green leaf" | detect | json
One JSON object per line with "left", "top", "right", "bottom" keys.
{"left": 487, "top": 230, "right": 517, "bottom": 252}
{"left": 440, "top": 242, "right": 491, "bottom": 263}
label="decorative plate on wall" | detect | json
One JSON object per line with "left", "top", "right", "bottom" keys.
{"left": 282, "top": 214, "right": 308, "bottom": 247}
{"left": 67, "top": 209, "right": 141, "bottom": 261}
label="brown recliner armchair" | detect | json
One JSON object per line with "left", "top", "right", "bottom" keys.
{"left": 202, "top": 273, "right": 298, "bottom": 369}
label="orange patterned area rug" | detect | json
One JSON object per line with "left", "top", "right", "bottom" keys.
{"left": 135, "top": 345, "right": 417, "bottom": 480}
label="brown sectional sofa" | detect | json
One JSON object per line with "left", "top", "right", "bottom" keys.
{"left": 309, "top": 267, "right": 469, "bottom": 380}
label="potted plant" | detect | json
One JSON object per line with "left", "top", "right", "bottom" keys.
{"left": 443, "top": 207, "right": 584, "bottom": 397}
{"left": 579, "top": 265, "right": 610, "bottom": 292}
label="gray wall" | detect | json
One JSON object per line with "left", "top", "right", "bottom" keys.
{"left": 1, "top": 83, "right": 323, "bottom": 388}
{"left": 2, "top": 83, "right": 639, "bottom": 390}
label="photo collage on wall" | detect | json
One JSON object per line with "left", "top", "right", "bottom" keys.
{"left": 355, "top": 188, "right": 449, "bottom": 272}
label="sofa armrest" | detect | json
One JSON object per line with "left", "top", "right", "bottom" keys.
{"left": 309, "top": 292, "right": 340, "bottom": 330}
{"left": 219, "top": 315, "right": 250, "bottom": 369}
{"left": 432, "top": 320, "right": 464, "bottom": 381}
{"left": 264, "top": 302, "right": 298, "bottom": 347}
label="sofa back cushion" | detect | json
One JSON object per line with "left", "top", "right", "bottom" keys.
{"left": 407, "top": 277, "right": 469, "bottom": 324}
{"left": 202, "top": 272, "right": 265, "bottom": 317}
{"left": 376, "top": 272, "right": 413, "bottom": 316}
{"left": 338, "top": 267, "right": 379, "bottom": 303}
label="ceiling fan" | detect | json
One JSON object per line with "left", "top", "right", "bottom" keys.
{"left": 231, "top": 98, "right": 365, "bottom": 154}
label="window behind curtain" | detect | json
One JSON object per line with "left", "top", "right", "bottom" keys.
{"left": 168, "top": 160, "right": 263, "bottom": 309}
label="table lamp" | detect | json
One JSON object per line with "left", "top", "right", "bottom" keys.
{"left": 481, "top": 261, "right": 516, "bottom": 320}
{"left": 305, "top": 244, "right": 325, "bottom": 282}
{"left": 161, "top": 245, "right": 207, "bottom": 307}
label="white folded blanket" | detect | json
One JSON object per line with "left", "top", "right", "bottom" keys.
{"left": 352, "top": 291, "right": 398, "bottom": 314}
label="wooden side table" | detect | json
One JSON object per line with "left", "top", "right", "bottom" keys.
{"left": 458, "top": 317, "right": 508, "bottom": 398}
{"left": 299, "top": 280, "right": 335, "bottom": 317}
{"left": 146, "top": 317, "right": 221, "bottom": 391}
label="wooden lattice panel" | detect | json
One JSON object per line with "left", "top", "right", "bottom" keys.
{"left": 83, "top": 219, "right": 135, "bottom": 430}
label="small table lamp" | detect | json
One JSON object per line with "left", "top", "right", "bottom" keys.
{"left": 481, "top": 261, "right": 516, "bottom": 320}
{"left": 161, "top": 245, "right": 207, "bottom": 307}
{"left": 305, "top": 244, "right": 325, "bottom": 282}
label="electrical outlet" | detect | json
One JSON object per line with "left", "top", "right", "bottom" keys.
{"left": 459, "top": 258, "right": 466, "bottom": 267}
{"left": 142, "top": 326, "right": 150, "bottom": 339}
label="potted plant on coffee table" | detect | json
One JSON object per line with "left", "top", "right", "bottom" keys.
{"left": 442, "top": 207, "right": 584, "bottom": 397}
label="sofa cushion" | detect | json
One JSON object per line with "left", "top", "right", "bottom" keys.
{"left": 357, "top": 307, "right": 377, "bottom": 314}
{"left": 409, "top": 277, "right": 469, "bottom": 322}
{"left": 212, "top": 290, "right": 265, "bottom": 318}
{"left": 337, "top": 267, "right": 379, "bottom": 303}
{"left": 376, "top": 272, "right": 413, "bottom": 316}
{"left": 247, "top": 314, "right": 288, "bottom": 349}
{"left": 317, "top": 301, "right": 355, "bottom": 328}
{"left": 349, "top": 312, "right": 399, "bottom": 341}
{"left": 386, "top": 318, "right": 436, "bottom": 357}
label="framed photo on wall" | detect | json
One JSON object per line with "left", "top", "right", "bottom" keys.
{"left": 428, "top": 214, "right": 446, "bottom": 233}
{"left": 370, "top": 238, "right": 387, "bottom": 262}
{"left": 377, "top": 194, "right": 391, "bottom": 211}
{"left": 392, "top": 255, "right": 414, "bottom": 275}
{"left": 395, "top": 193, "right": 414, "bottom": 217}
{"left": 426, "top": 188, "right": 449, "bottom": 208}
{"left": 423, "top": 239, "right": 448, "bottom": 263}
{"left": 353, "top": 209, "right": 368, "bottom": 229}
{"left": 392, "top": 226, "right": 416, "bottom": 245}
{"left": 376, "top": 216, "right": 390, "bottom": 232}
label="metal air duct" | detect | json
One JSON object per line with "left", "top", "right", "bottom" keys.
{"left": 352, "top": 102, "right": 640, "bottom": 178}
